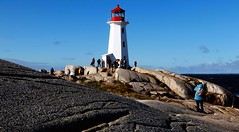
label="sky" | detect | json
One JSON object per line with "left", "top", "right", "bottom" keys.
{"left": 1, "top": 0, "right": 239, "bottom": 74}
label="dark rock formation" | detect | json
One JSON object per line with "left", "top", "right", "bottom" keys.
{"left": 0, "top": 59, "right": 237, "bottom": 131}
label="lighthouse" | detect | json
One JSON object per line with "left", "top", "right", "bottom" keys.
{"left": 102, "top": 5, "right": 129, "bottom": 68}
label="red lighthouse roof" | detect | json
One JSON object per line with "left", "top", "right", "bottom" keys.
{"left": 111, "top": 5, "right": 125, "bottom": 13}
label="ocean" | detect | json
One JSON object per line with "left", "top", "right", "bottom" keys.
{"left": 184, "top": 74, "right": 239, "bottom": 97}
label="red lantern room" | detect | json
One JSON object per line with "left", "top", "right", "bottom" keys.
{"left": 111, "top": 5, "right": 125, "bottom": 21}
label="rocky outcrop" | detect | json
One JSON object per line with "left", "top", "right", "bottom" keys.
{"left": 1, "top": 59, "right": 238, "bottom": 131}
{"left": 57, "top": 64, "right": 237, "bottom": 107}
{"left": 133, "top": 67, "right": 234, "bottom": 106}
{"left": 114, "top": 68, "right": 179, "bottom": 99}
{"left": 61, "top": 66, "right": 236, "bottom": 107}
{"left": 197, "top": 79, "right": 234, "bottom": 106}
{"left": 138, "top": 99, "right": 239, "bottom": 132}
{"left": 0, "top": 59, "right": 168, "bottom": 131}
{"left": 133, "top": 67, "right": 194, "bottom": 99}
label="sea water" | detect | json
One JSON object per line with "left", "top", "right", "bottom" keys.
{"left": 184, "top": 74, "right": 239, "bottom": 97}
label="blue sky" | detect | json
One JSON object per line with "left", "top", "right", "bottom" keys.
{"left": 1, "top": 0, "right": 239, "bottom": 73}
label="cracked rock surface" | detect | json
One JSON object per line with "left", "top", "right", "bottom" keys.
{"left": 138, "top": 100, "right": 239, "bottom": 132}
{"left": 0, "top": 59, "right": 237, "bottom": 131}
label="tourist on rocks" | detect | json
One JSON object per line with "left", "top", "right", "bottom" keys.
{"left": 67, "top": 69, "right": 71, "bottom": 77}
{"left": 90, "top": 57, "right": 95, "bottom": 67}
{"left": 134, "top": 61, "right": 137, "bottom": 67}
{"left": 194, "top": 83, "right": 206, "bottom": 113}
{"left": 50, "top": 67, "right": 54, "bottom": 75}
{"left": 97, "top": 59, "right": 101, "bottom": 67}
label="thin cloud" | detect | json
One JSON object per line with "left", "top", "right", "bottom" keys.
{"left": 141, "top": 65, "right": 165, "bottom": 70}
{"left": 0, "top": 36, "right": 14, "bottom": 40}
{"left": 85, "top": 52, "right": 93, "bottom": 55}
{"left": 170, "top": 59, "right": 239, "bottom": 74}
{"left": 199, "top": 45, "right": 210, "bottom": 53}
{"left": 5, "top": 58, "right": 52, "bottom": 70}
{"left": 53, "top": 41, "right": 61, "bottom": 45}
{"left": 62, "top": 57, "right": 75, "bottom": 60}
{"left": 1, "top": 50, "right": 11, "bottom": 53}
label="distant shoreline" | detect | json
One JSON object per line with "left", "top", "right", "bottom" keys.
{"left": 184, "top": 74, "right": 239, "bottom": 97}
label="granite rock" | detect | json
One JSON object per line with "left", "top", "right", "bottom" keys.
{"left": 0, "top": 59, "right": 170, "bottom": 131}
{"left": 0, "top": 59, "right": 237, "bottom": 131}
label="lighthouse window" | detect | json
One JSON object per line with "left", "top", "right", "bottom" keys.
{"left": 123, "top": 41, "right": 125, "bottom": 47}
{"left": 122, "top": 28, "right": 124, "bottom": 33}
{"left": 112, "top": 13, "right": 120, "bottom": 17}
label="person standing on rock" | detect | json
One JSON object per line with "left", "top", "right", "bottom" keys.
{"left": 50, "top": 67, "right": 54, "bottom": 75}
{"left": 194, "top": 83, "right": 206, "bottom": 113}
{"left": 107, "top": 58, "right": 111, "bottom": 68}
{"left": 134, "top": 61, "right": 137, "bottom": 67}
{"left": 97, "top": 59, "right": 101, "bottom": 67}
{"left": 91, "top": 58, "right": 95, "bottom": 67}
{"left": 67, "top": 69, "right": 71, "bottom": 77}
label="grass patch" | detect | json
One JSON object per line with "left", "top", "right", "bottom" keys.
{"left": 83, "top": 81, "right": 153, "bottom": 100}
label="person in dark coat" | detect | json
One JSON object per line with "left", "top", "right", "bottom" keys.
{"left": 97, "top": 59, "right": 101, "bottom": 67}
{"left": 134, "top": 61, "right": 137, "bottom": 67}
{"left": 90, "top": 58, "right": 95, "bottom": 66}
{"left": 50, "top": 67, "right": 54, "bottom": 75}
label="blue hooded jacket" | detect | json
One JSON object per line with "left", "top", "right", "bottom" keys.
{"left": 194, "top": 84, "right": 204, "bottom": 101}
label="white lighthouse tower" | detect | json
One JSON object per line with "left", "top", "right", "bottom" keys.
{"left": 102, "top": 5, "right": 129, "bottom": 68}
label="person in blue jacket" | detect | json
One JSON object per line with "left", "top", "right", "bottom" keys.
{"left": 194, "top": 83, "right": 206, "bottom": 112}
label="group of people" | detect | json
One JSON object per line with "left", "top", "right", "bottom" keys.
{"left": 90, "top": 57, "right": 137, "bottom": 69}
{"left": 90, "top": 58, "right": 104, "bottom": 67}
{"left": 109, "top": 59, "right": 127, "bottom": 69}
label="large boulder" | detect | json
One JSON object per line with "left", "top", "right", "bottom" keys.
{"left": 65, "top": 65, "right": 81, "bottom": 76}
{"left": 129, "top": 82, "right": 166, "bottom": 93}
{"left": 114, "top": 68, "right": 157, "bottom": 84}
{"left": 54, "top": 70, "right": 65, "bottom": 77}
{"left": 134, "top": 67, "right": 193, "bottom": 99}
{"left": 84, "top": 66, "right": 98, "bottom": 75}
{"left": 197, "top": 79, "right": 234, "bottom": 106}
{"left": 85, "top": 73, "right": 105, "bottom": 82}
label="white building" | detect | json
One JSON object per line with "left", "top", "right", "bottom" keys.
{"left": 102, "top": 5, "right": 129, "bottom": 68}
